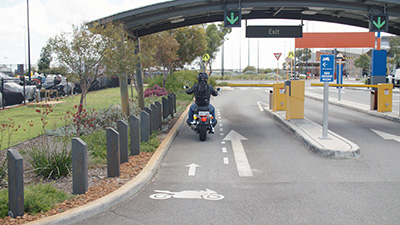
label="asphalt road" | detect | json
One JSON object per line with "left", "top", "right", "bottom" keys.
{"left": 306, "top": 84, "right": 400, "bottom": 114}
{"left": 78, "top": 86, "right": 400, "bottom": 225}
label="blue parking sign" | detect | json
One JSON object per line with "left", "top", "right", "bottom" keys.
{"left": 320, "top": 55, "right": 334, "bottom": 82}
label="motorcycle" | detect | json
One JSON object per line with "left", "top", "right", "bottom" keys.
{"left": 184, "top": 85, "right": 220, "bottom": 141}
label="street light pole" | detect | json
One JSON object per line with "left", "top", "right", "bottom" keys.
{"left": 27, "top": 0, "right": 31, "bottom": 81}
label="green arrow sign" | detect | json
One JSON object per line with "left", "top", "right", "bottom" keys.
{"left": 373, "top": 17, "right": 386, "bottom": 29}
{"left": 224, "top": 10, "right": 241, "bottom": 27}
{"left": 226, "top": 12, "right": 238, "bottom": 25}
{"left": 369, "top": 14, "right": 388, "bottom": 32}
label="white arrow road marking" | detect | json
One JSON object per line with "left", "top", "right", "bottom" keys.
{"left": 257, "top": 101, "right": 269, "bottom": 112}
{"left": 223, "top": 130, "right": 253, "bottom": 177}
{"left": 257, "top": 101, "right": 264, "bottom": 111}
{"left": 371, "top": 129, "right": 400, "bottom": 143}
{"left": 186, "top": 163, "right": 200, "bottom": 176}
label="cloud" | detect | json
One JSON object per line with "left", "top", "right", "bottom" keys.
{"left": 0, "top": 0, "right": 156, "bottom": 65}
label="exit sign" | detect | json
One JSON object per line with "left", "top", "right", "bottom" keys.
{"left": 369, "top": 14, "right": 389, "bottom": 32}
{"left": 224, "top": 9, "right": 241, "bottom": 27}
{"left": 246, "top": 26, "right": 303, "bottom": 38}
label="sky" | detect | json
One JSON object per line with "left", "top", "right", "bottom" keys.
{"left": 0, "top": 0, "right": 374, "bottom": 72}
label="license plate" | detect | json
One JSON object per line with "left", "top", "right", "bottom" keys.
{"left": 198, "top": 111, "right": 210, "bottom": 116}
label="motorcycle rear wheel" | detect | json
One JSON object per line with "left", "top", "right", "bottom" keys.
{"left": 199, "top": 124, "right": 207, "bottom": 141}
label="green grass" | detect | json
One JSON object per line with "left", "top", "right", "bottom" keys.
{"left": 140, "top": 132, "right": 161, "bottom": 152}
{"left": 0, "top": 87, "right": 136, "bottom": 150}
{"left": 0, "top": 183, "right": 72, "bottom": 218}
{"left": 80, "top": 130, "right": 107, "bottom": 164}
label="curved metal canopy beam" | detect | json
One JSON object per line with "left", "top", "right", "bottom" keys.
{"left": 94, "top": 0, "right": 400, "bottom": 37}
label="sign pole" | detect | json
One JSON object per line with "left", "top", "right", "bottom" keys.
{"left": 338, "top": 62, "right": 342, "bottom": 101}
{"left": 290, "top": 59, "right": 293, "bottom": 79}
{"left": 322, "top": 81, "right": 329, "bottom": 139}
{"left": 286, "top": 58, "right": 289, "bottom": 80}
{"left": 320, "top": 54, "right": 335, "bottom": 140}
{"left": 276, "top": 61, "right": 279, "bottom": 83}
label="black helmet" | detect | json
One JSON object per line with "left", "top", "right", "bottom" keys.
{"left": 197, "top": 73, "right": 208, "bottom": 83}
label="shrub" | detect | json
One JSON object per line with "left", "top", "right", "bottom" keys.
{"left": 147, "top": 70, "right": 199, "bottom": 92}
{"left": 81, "top": 130, "right": 107, "bottom": 164}
{"left": 24, "top": 183, "right": 71, "bottom": 215}
{"left": 140, "top": 133, "right": 161, "bottom": 152}
{"left": 0, "top": 183, "right": 71, "bottom": 218}
{"left": 242, "top": 65, "right": 256, "bottom": 73}
{"left": 144, "top": 85, "right": 168, "bottom": 98}
{"left": 0, "top": 188, "right": 7, "bottom": 218}
{"left": 27, "top": 137, "right": 72, "bottom": 179}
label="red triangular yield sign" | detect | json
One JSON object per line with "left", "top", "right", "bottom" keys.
{"left": 274, "top": 53, "right": 282, "bottom": 60}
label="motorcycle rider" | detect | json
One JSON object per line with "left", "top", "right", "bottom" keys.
{"left": 185, "top": 72, "right": 218, "bottom": 133}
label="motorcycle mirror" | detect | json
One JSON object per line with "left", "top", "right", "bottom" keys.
{"left": 216, "top": 88, "right": 221, "bottom": 91}
{"left": 183, "top": 85, "right": 189, "bottom": 89}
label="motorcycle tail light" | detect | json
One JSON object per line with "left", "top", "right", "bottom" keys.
{"left": 201, "top": 117, "right": 207, "bottom": 122}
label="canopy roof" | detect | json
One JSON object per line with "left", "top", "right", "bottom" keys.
{"left": 94, "top": 0, "right": 400, "bottom": 37}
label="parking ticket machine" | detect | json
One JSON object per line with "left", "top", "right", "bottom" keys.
{"left": 285, "top": 80, "right": 305, "bottom": 120}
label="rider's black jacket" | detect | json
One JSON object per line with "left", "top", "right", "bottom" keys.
{"left": 186, "top": 82, "right": 218, "bottom": 106}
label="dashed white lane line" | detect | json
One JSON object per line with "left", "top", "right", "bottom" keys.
{"left": 221, "top": 141, "right": 225, "bottom": 144}
{"left": 220, "top": 128, "right": 223, "bottom": 132}
{"left": 222, "top": 147, "right": 227, "bottom": 153}
{"left": 223, "top": 157, "right": 229, "bottom": 164}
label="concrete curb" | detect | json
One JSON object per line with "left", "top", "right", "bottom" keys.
{"left": 265, "top": 108, "right": 360, "bottom": 159}
{"left": 28, "top": 105, "right": 190, "bottom": 225}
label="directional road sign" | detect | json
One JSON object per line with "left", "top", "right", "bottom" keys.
{"left": 202, "top": 53, "right": 210, "bottom": 62}
{"left": 369, "top": 14, "right": 389, "bottom": 32}
{"left": 288, "top": 51, "right": 294, "bottom": 59}
{"left": 224, "top": 9, "right": 241, "bottom": 27}
{"left": 320, "top": 55, "right": 334, "bottom": 82}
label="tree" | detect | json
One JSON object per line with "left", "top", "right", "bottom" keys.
{"left": 37, "top": 42, "right": 52, "bottom": 73}
{"left": 295, "top": 48, "right": 312, "bottom": 73}
{"left": 173, "top": 25, "right": 208, "bottom": 68}
{"left": 388, "top": 36, "right": 400, "bottom": 68}
{"left": 49, "top": 23, "right": 109, "bottom": 136}
{"left": 95, "top": 22, "right": 138, "bottom": 117}
{"left": 204, "top": 23, "right": 231, "bottom": 73}
{"left": 354, "top": 54, "right": 371, "bottom": 73}
{"left": 152, "top": 31, "right": 180, "bottom": 87}
{"left": 205, "top": 23, "right": 232, "bottom": 62}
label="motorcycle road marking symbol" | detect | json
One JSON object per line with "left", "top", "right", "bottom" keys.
{"left": 149, "top": 189, "right": 224, "bottom": 201}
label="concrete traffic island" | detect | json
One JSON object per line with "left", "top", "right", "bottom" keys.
{"left": 265, "top": 109, "right": 360, "bottom": 159}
